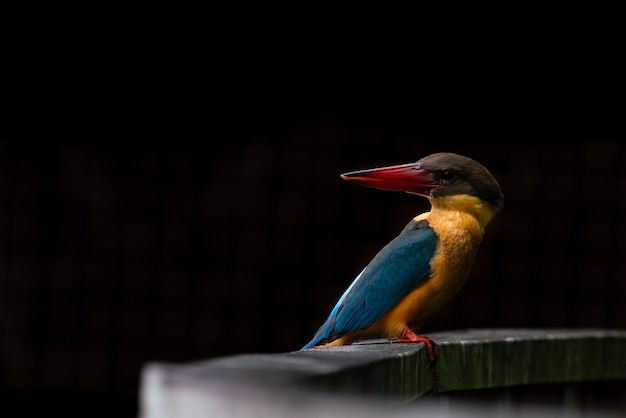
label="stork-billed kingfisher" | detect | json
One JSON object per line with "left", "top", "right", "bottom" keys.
{"left": 301, "top": 153, "right": 504, "bottom": 362}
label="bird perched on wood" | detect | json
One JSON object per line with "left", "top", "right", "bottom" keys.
{"left": 301, "top": 152, "right": 504, "bottom": 363}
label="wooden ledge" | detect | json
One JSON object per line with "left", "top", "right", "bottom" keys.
{"left": 140, "top": 328, "right": 626, "bottom": 417}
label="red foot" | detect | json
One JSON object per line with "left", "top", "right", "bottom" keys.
{"left": 397, "top": 328, "right": 437, "bottom": 364}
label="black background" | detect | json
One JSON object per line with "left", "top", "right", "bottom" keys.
{"left": 1, "top": 15, "right": 624, "bottom": 417}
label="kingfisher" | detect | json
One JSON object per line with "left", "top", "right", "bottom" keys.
{"left": 301, "top": 152, "right": 504, "bottom": 363}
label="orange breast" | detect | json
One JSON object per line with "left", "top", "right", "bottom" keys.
{"left": 369, "top": 207, "right": 485, "bottom": 338}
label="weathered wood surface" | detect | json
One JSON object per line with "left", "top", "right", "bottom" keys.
{"left": 140, "top": 328, "right": 626, "bottom": 417}
{"left": 434, "top": 328, "right": 626, "bottom": 392}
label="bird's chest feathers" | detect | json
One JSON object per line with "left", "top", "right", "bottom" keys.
{"left": 414, "top": 207, "right": 484, "bottom": 302}
{"left": 377, "top": 208, "right": 485, "bottom": 334}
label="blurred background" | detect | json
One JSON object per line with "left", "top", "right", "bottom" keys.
{"left": 1, "top": 18, "right": 624, "bottom": 417}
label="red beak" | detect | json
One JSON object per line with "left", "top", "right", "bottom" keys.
{"left": 340, "top": 161, "right": 442, "bottom": 196}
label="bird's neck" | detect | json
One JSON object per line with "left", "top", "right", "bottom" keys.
{"left": 428, "top": 195, "right": 496, "bottom": 232}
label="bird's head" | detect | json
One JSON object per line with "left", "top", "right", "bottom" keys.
{"left": 341, "top": 152, "right": 504, "bottom": 217}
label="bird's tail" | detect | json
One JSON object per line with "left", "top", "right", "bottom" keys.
{"left": 300, "top": 339, "right": 317, "bottom": 350}
{"left": 300, "top": 322, "right": 331, "bottom": 350}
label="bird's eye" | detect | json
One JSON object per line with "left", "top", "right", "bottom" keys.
{"left": 439, "top": 170, "right": 455, "bottom": 183}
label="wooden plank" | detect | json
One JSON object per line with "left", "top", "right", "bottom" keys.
{"left": 139, "top": 328, "right": 626, "bottom": 417}
{"left": 432, "top": 328, "right": 626, "bottom": 392}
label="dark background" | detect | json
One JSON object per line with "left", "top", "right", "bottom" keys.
{"left": 1, "top": 17, "right": 625, "bottom": 417}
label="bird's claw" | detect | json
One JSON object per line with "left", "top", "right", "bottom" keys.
{"left": 397, "top": 328, "right": 438, "bottom": 366}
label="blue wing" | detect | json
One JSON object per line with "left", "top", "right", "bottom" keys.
{"left": 302, "top": 219, "right": 438, "bottom": 349}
